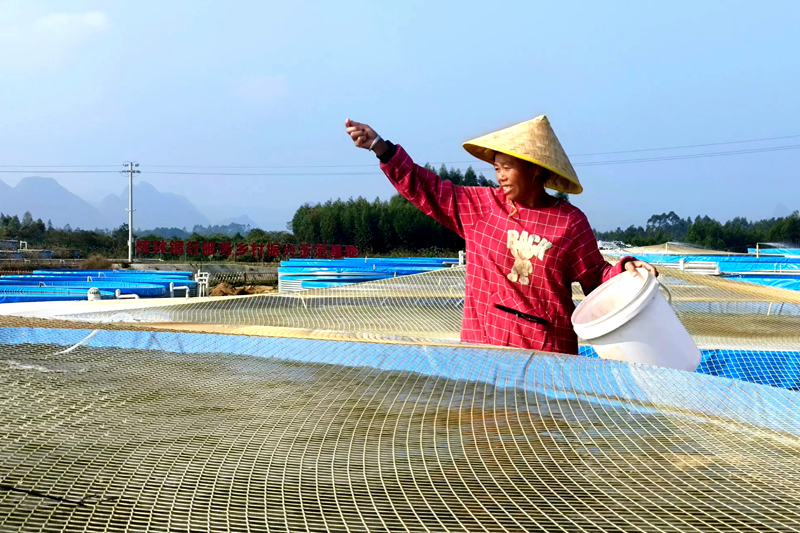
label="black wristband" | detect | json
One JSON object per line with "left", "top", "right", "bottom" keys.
{"left": 377, "top": 141, "right": 397, "bottom": 164}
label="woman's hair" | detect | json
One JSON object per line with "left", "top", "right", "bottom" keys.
{"left": 526, "top": 161, "right": 551, "bottom": 185}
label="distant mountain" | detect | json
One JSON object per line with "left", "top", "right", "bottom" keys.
{"left": 97, "top": 181, "right": 211, "bottom": 231}
{"left": 0, "top": 177, "right": 267, "bottom": 232}
{"left": 217, "top": 214, "right": 259, "bottom": 228}
{"left": 95, "top": 192, "right": 127, "bottom": 228}
{"left": 773, "top": 203, "right": 793, "bottom": 219}
{"left": 0, "top": 176, "right": 106, "bottom": 229}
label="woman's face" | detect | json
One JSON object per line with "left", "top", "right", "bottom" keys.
{"left": 493, "top": 152, "right": 539, "bottom": 202}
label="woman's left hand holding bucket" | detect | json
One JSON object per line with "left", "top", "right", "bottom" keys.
{"left": 625, "top": 260, "right": 659, "bottom": 278}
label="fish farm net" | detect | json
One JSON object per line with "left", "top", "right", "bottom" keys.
{"left": 1, "top": 264, "right": 800, "bottom": 532}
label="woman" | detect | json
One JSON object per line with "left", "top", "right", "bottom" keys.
{"left": 345, "top": 115, "right": 657, "bottom": 355}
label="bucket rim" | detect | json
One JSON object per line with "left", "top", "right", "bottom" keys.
{"left": 572, "top": 267, "right": 657, "bottom": 339}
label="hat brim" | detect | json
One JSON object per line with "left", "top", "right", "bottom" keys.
{"left": 463, "top": 142, "right": 583, "bottom": 195}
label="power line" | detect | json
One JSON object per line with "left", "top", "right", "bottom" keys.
{"left": 427, "top": 143, "right": 800, "bottom": 170}
{"left": 0, "top": 170, "right": 119, "bottom": 174}
{"left": 144, "top": 164, "right": 376, "bottom": 169}
{"left": 3, "top": 132, "right": 799, "bottom": 170}
{"left": 574, "top": 143, "right": 800, "bottom": 166}
{"left": 0, "top": 165, "right": 119, "bottom": 168}
{"left": 142, "top": 141, "right": 800, "bottom": 176}
{"left": 139, "top": 132, "right": 800, "bottom": 169}
{"left": 568, "top": 133, "right": 800, "bottom": 157}
{"left": 2, "top": 138, "right": 800, "bottom": 177}
{"left": 146, "top": 171, "right": 380, "bottom": 176}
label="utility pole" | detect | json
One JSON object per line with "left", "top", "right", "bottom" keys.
{"left": 121, "top": 162, "right": 140, "bottom": 263}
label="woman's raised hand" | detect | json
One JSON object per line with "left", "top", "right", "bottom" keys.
{"left": 345, "top": 119, "right": 379, "bottom": 150}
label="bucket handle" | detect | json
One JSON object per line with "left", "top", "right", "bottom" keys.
{"left": 657, "top": 278, "right": 673, "bottom": 306}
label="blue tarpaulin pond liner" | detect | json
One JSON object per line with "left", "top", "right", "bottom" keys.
{"left": 748, "top": 248, "right": 800, "bottom": 256}
{"left": 576, "top": 345, "right": 800, "bottom": 391}
{"left": 0, "top": 270, "right": 199, "bottom": 300}
{"left": 284, "top": 257, "right": 458, "bottom": 266}
{"left": 0, "top": 286, "right": 116, "bottom": 303}
{"left": 287, "top": 274, "right": 400, "bottom": 289}
{"left": 29, "top": 270, "right": 194, "bottom": 282}
{"left": 0, "top": 275, "right": 194, "bottom": 293}
{"left": 279, "top": 267, "right": 449, "bottom": 275}
{"left": 278, "top": 257, "right": 460, "bottom": 292}
{"left": 724, "top": 273, "right": 800, "bottom": 292}
{"left": 0, "top": 286, "right": 115, "bottom": 296}
{"left": 616, "top": 253, "right": 800, "bottom": 273}
{"left": 2, "top": 264, "right": 800, "bottom": 531}
{"left": 34, "top": 269, "right": 195, "bottom": 278}
{"left": 299, "top": 279, "right": 380, "bottom": 289}
{"left": 28, "top": 272, "right": 194, "bottom": 281}
{"left": 0, "top": 293, "right": 110, "bottom": 303}
{"left": 0, "top": 279, "right": 167, "bottom": 297}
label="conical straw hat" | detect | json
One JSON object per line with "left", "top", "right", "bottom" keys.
{"left": 463, "top": 115, "right": 582, "bottom": 194}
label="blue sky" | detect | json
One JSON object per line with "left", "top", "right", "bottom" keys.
{"left": 1, "top": 0, "right": 798, "bottom": 230}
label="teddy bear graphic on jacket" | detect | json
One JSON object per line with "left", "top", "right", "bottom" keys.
{"left": 506, "top": 230, "right": 554, "bottom": 286}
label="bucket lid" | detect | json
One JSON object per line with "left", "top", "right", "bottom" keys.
{"left": 572, "top": 268, "right": 658, "bottom": 340}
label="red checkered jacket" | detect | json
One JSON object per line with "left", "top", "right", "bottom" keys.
{"left": 381, "top": 145, "right": 634, "bottom": 355}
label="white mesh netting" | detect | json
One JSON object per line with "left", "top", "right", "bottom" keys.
{"left": 1, "top": 264, "right": 799, "bottom": 531}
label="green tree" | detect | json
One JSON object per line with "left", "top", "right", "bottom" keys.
{"left": 111, "top": 224, "right": 129, "bottom": 250}
{"left": 770, "top": 211, "right": 800, "bottom": 244}
{"left": 21, "top": 211, "right": 34, "bottom": 228}
{"left": 463, "top": 167, "right": 479, "bottom": 186}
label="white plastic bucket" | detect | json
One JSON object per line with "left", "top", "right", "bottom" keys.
{"left": 571, "top": 268, "right": 701, "bottom": 372}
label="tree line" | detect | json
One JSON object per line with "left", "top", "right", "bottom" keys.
{"left": 595, "top": 210, "right": 800, "bottom": 252}
{"left": 1, "top": 212, "right": 129, "bottom": 259}
{"left": 0, "top": 212, "right": 297, "bottom": 261}
{"left": 3, "top": 170, "right": 797, "bottom": 259}
{"left": 136, "top": 222, "right": 267, "bottom": 240}
{"left": 291, "top": 165, "right": 494, "bottom": 255}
